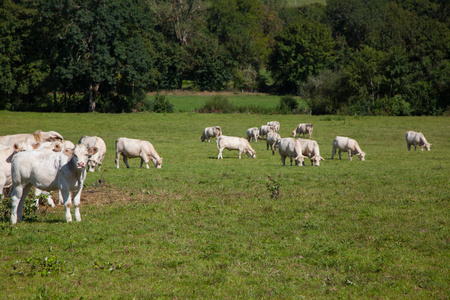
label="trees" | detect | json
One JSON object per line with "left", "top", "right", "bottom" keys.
{"left": 268, "top": 19, "right": 335, "bottom": 93}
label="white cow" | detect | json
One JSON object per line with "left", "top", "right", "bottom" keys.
{"left": 405, "top": 131, "right": 431, "bottom": 151}
{"left": 292, "top": 123, "right": 313, "bottom": 138}
{"left": 0, "top": 130, "right": 64, "bottom": 146}
{"left": 10, "top": 144, "right": 98, "bottom": 223}
{"left": 246, "top": 127, "right": 260, "bottom": 142}
{"left": 217, "top": 136, "right": 256, "bottom": 159}
{"left": 266, "top": 131, "right": 281, "bottom": 155}
{"left": 297, "top": 138, "right": 325, "bottom": 166}
{"left": 201, "top": 126, "right": 222, "bottom": 142}
{"left": 115, "top": 138, "right": 162, "bottom": 169}
{"left": 267, "top": 121, "right": 280, "bottom": 133}
{"left": 259, "top": 125, "right": 275, "bottom": 140}
{"left": 63, "top": 140, "right": 75, "bottom": 149}
{"left": 277, "top": 138, "right": 305, "bottom": 166}
{"left": 331, "top": 136, "right": 366, "bottom": 161}
{"left": 78, "top": 135, "right": 107, "bottom": 172}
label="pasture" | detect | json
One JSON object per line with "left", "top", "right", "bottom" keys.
{"left": 0, "top": 111, "right": 448, "bottom": 298}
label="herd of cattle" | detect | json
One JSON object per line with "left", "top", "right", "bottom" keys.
{"left": 0, "top": 123, "right": 431, "bottom": 224}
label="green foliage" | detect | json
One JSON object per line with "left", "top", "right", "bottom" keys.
{"left": 13, "top": 254, "right": 64, "bottom": 277}
{"left": 277, "top": 96, "right": 299, "bottom": 114}
{"left": 0, "top": 192, "right": 39, "bottom": 223}
{"left": 268, "top": 19, "right": 335, "bottom": 93}
{"left": 199, "top": 95, "right": 235, "bottom": 113}
{"left": 146, "top": 94, "right": 174, "bottom": 113}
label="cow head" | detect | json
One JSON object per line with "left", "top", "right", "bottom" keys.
{"left": 357, "top": 152, "right": 366, "bottom": 161}
{"left": 424, "top": 143, "right": 431, "bottom": 151}
{"left": 151, "top": 157, "right": 163, "bottom": 169}
{"left": 311, "top": 155, "right": 325, "bottom": 166}
{"left": 66, "top": 144, "right": 99, "bottom": 169}
{"left": 295, "top": 155, "right": 305, "bottom": 166}
{"left": 246, "top": 148, "right": 256, "bottom": 158}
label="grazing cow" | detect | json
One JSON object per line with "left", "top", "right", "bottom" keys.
{"left": 0, "top": 130, "right": 64, "bottom": 146}
{"left": 247, "top": 127, "right": 260, "bottom": 143}
{"left": 266, "top": 131, "right": 281, "bottom": 155}
{"left": 115, "top": 138, "right": 162, "bottom": 169}
{"left": 78, "top": 135, "right": 107, "bottom": 172}
{"left": 267, "top": 121, "right": 280, "bottom": 133}
{"left": 259, "top": 125, "right": 275, "bottom": 140}
{"left": 297, "top": 138, "right": 325, "bottom": 166}
{"left": 331, "top": 136, "right": 366, "bottom": 161}
{"left": 10, "top": 144, "right": 98, "bottom": 223}
{"left": 217, "top": 136, "right": 256, "bottom": 159}
{"left": 292, "top": 123, "right": 313, "bottom": 138}
{"left": 201, "top": 126, "right": 222, "bottom": 142}
{"left": 405, "top": 131, "right": 431, "bottom": 151}
{"left": 277, "top": 138, "right": 305, "bottom": 166}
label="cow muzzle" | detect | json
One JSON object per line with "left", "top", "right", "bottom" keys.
{"left": 77, "top": 162, "right": 85, "bottom": 168}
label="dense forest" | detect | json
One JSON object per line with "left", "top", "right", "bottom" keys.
{"left": 0, "top": 0, "right": 448, "bottom": 115}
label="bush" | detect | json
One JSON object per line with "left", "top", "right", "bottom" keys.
{"left": 199, "top": 95, "right": 235, "bottom": 113}
{"left": 276, "top": 96, "right": 298, "bottom": 114}
{"left": 138, "top": 94, "right": 174, "bottom": 113}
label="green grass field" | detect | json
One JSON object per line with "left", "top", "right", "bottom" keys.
{"left": 0, "top": 111, "right": 448, "bottom": 298}
{"left": 146, "top": 92, "right": 295, "bottom": 112}
{"left": 287, "top": 0, "right": 327, "bottom": 6}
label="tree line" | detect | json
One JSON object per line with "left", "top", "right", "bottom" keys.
{"left": 0, "top": 0, "right": 448, "bottom": 115}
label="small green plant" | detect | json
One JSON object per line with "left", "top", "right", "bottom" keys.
{"left": 0, "top": 191, "right": 39, "bottom": 223}
{"left": 13, "top": 254, "right": 64, "bottom": 276}
{"left": 266, "top": 176, "right": 281, "bottom": 200}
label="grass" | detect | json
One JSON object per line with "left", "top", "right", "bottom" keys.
{"left": 0, "top": 111, "right": 448, "bottom": 298}
{"left": 146, "top": 92, "right": 295, "bottom": 112}
{"left": 287, "top": 0, "right": 327, "bottom": 6}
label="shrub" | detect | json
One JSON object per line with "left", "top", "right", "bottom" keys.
{"left": 199, "top": 95, "right": 235, "bottom": 113}
{"left": 151, "top": 94, "right": 174, "bottom": 113}
{"left": 277, "top": 96, "right": 298, "bottom": 114}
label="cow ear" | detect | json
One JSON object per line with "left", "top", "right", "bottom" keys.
{"left": 63, "top": 148, "right": 74, "bottom": 156}
{"left": 321, "top": 157, "right": 325, "bottom": 161}
{"left": 89, "top": 146, "right": 99, "bottom": 155}
{"left": 32, "top": 142, "right": 41, "bottom": 149}
{"left": 13, "top": 143, "right": 20, "bottom": 151}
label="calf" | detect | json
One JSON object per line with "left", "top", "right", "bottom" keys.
{"left": 201, "top": 126, "right": 222, "bottom": 142}
{"left": 217, "top": 136, "right": 256, "bottom": 159}
{"left": 297, "top": 138, "right": 325, "bottom": 166}
{"left": 246, "top": 127, "right": 260, "bottom": 143}
{"left": 292, "top": 123, "right": 313, "bottom": 138}
{"left": 405, "top": 131, "right": 431, "bottom": 151}
{"left": 78, "top": 135, "right": 107, "bottom": 172}
{"left": 331, "top": 136, "right": 366, "bottom": 161}
{"left": 266, "top": 131, "right": 281, "bottom": 155}
{"left": 259, "top": 125, "right": 275, "bottom": 140}
{"left": 277, "top": 138, "right": 305, "bottom": 166}
{"left": 115, "top": 138, "right": 162, "bottom": 169}
{"left": 10, "top": 144, "right": 98, "bottom": 223}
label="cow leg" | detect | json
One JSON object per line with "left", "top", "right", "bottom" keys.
{"left": 61, "top": 187, "right": 73, "bottom": 222}
{"left": 338, "top": 150, "right": 342, "bottom": 160}
{"left": 115, "top": 151, "right": 121, "bottom": 168}
{"left": 140, "top": 154, "right": 150, "bottom": 169}
{"left": 407, "top": 144, "right": 411, "bottom": 151}
{"left": 218, "top": 148, "right": 224, "bottom": 159}
{"left": 72, "top": 189, "right": 83, "bottom": 222}
{"left": 280, "top": 155, "right": 286, "bottom": 166}
{"left": 348, "top": 150, "right": 353, "bottom": 161}
{"left": 123, "top": 156, "right": 130, "bottom": 168}
{"left": 11, "top": 184, "right": 24, "bottom": 224}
